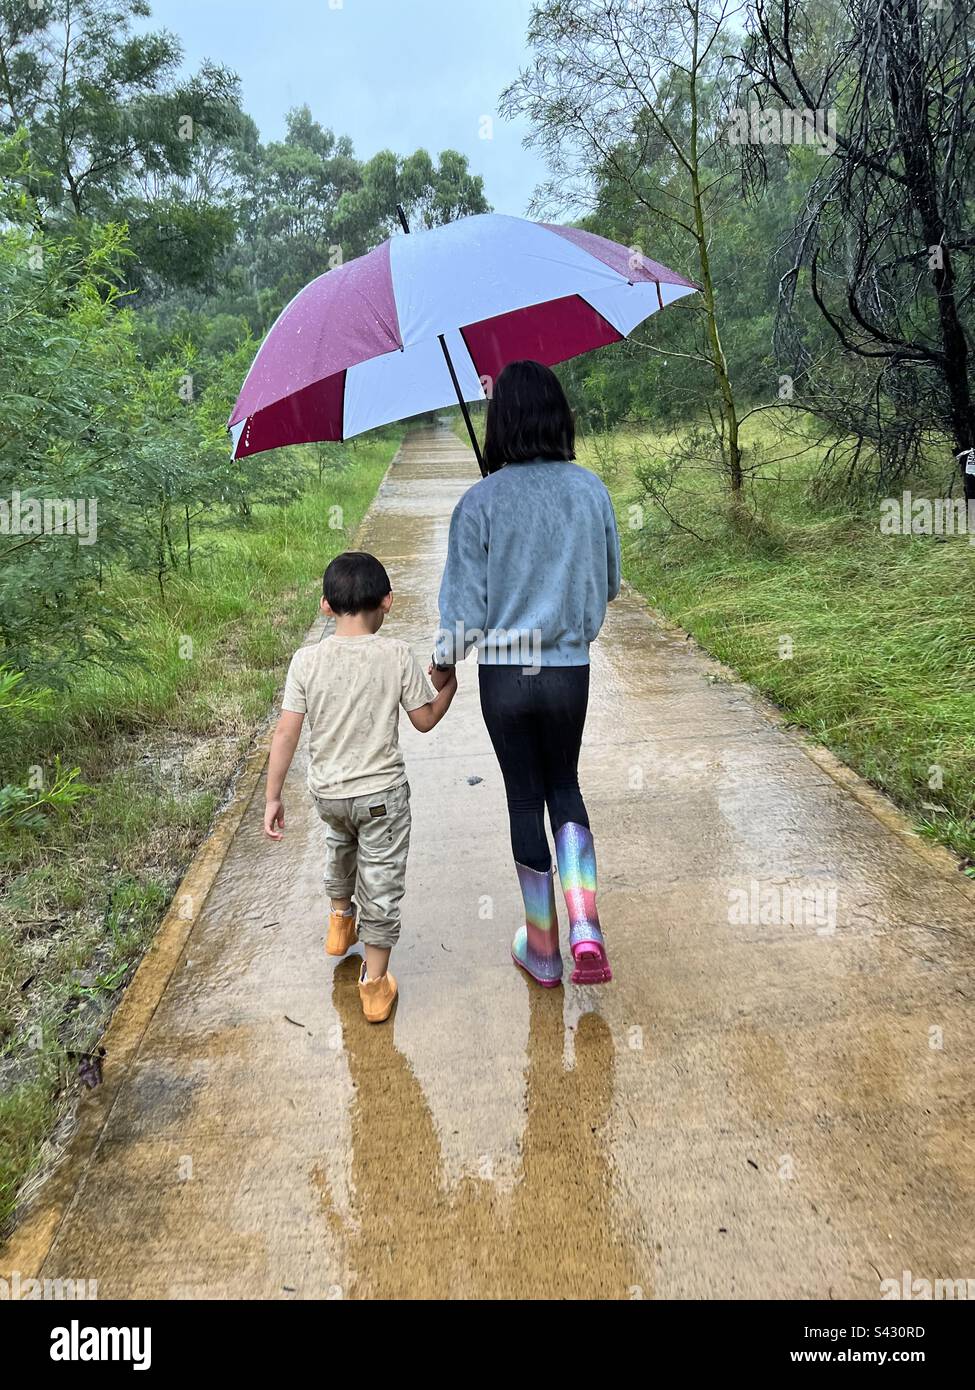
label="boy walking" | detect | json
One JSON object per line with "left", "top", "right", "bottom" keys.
{"left": 264, "top": 551, "right": 456, "bottom": 1022}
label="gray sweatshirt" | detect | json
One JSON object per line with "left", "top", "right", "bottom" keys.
{"left": 434, "top": 458, "right": 622, "bottom": 667}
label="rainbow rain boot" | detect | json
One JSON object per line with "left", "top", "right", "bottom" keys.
{"left": 555, "top": 822, "right": 612, "bottom": 985}
{"left": 512, "top": 862, "right": 563, "bottom": 987}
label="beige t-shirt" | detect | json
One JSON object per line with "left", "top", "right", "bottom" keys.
{"left": 282, "top": 633, "right": 435, "bottom": 800}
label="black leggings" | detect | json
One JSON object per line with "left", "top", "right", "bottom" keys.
{"left": 478, "top": 664, "right": 591, "bottom": 872}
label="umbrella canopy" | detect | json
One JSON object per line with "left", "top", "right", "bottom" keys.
{"left": 228, "top": 212, "right": 697, "bottom": 461}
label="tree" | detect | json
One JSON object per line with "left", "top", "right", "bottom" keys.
{"left": 0, "top": 216, "right": 136, "bottom": 681}
{"left": 743, "top": 0, "right": 975, "bottom": 499}
{"left": 0, "top": 0, "right": 245, "bottom": 288}
{"left": 336, "top": 146, "right": 489, "bottom": 248}
{"left": 219, "top": 106, "right": 489, "bottom": 332}
{"left": 503, "top": 0, "right": 751, "bottom": 495}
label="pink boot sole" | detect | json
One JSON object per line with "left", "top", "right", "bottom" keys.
{"left": 570, "top": 941, "right": 612, "bottom": 985}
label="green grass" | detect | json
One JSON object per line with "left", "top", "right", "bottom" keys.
{"left": 0, "top": 430, "right": 399, "bottom": 1230}
{"left": 578, "top": 413, "right": 975, "bottom": 865}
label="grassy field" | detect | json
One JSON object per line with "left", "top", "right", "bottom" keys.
{"left": 575, "top": 412, "right": 975, "bottom": 867}
{"left": 0, "top": 429, "right": 399, "bottom": 1230}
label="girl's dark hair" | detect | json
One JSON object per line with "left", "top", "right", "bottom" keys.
{"left": 482, "top": 360, "right": 575, "bottom": 473}
{"left": 323, "top": 551, "right": 391, "bottom": 614}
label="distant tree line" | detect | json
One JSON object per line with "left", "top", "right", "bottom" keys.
{"left": 0, "top": 0, "right": 488, "bottom": 698}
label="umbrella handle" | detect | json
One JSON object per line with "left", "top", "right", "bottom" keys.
{"left": 397, "top": 205, "right": 487, "bottom": 477}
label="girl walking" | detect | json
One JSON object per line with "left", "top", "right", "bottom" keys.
{"left": 429, "top": 360, "right": 620, "bottom": 986}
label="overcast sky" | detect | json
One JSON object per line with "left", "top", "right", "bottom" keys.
{"left": 143, "top": 0, "right": 551, "bottom": 215}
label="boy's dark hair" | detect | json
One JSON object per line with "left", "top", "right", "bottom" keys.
{"left": 482, "top": 359, "right": 576, "bottom": 473}
{"left": 322, "top": 551, "right": 391, "bottom": 615}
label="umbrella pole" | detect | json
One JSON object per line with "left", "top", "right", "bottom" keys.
{"left": 437, "top": 335, "right": 486, "bottom": 476}
{"left": 396, "top": 205, "right": 487, "bottom": 477}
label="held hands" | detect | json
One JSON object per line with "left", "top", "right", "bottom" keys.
{"left": 428, "top": 663, "right": 455, "bottom": 693}
{"left": 264, "top": 798, "right": 285, "bottom": 840}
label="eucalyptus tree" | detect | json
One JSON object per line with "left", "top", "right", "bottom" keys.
{"left": 222, "top": 106, "right": 489, "bottom": 331}
{"left": 742, "top": 0, "right": 975, "bottom": 499}
{"left": 0, "top": 0, "right": 245, "bottom": 287}
{"left": 503, "top": 0, "right": 751, "bottom": 495}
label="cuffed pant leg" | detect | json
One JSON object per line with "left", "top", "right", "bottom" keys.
{"left": 351, "top": 784, "right": 412, "bottom": 949}
{"left": 315, "top": 797, "right": 358, "bottom": 900}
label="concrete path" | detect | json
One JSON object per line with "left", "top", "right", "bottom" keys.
{"left": 5, "top": 423, "right": 974, "bottom": 1299}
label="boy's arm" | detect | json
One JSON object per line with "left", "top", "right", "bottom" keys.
{"left": 264, "top": 709, "right": 304, "bottom": 839}
{"left": 406, "top": 671, "right": 457, "bottom": 733}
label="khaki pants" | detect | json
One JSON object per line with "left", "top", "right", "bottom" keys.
{"left": 314, "top": 781, "right": 412, "bottom": 949}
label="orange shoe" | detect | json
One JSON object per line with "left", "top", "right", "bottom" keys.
{"left": 358, "top": 965, "right": 397, "bottom": 1023}
{"left": 326, "top": 907, "right": 358, "bottom": 957}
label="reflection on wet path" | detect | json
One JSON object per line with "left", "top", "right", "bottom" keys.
{"left": 321, "top": 958, "right": 644, "bottom": 1299}
{"left": 4, "top": 423, "right": 974, "bottom": 1299}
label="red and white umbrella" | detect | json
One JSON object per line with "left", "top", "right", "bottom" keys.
{"left": 229, "top": 211, "right": 697, "bottom": 469}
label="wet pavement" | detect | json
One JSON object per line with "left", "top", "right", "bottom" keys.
{"left": 5, "top": 423, "right": 974, "bottom": 1299}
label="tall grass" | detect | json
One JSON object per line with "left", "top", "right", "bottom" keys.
{"left": 579, "top": 414, "right": 975, "bottom": 863}
{"left": 0, "top": 431, "right": 399, "bottom": 1229}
